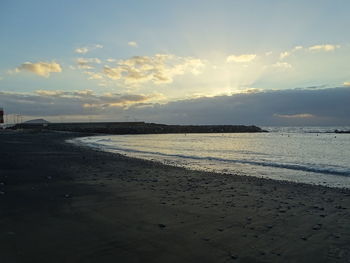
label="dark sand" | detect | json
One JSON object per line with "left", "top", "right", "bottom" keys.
{"left": 1, "top": 131, "right": 350, "bottom": 263}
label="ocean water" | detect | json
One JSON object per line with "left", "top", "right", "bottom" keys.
{"left": 72, "top": 127, "right": 350, "bottom": 188}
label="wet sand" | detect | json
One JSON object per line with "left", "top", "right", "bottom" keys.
{"left": 0, "top": 130, "right": 350, "bottom": 262}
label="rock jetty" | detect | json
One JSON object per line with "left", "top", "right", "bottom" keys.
{"left": 11, "top": 122, "right": 267, "bottom": 134}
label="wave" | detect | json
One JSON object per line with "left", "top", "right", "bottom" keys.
{"left": 265, "top": 126, "right": 350, "bottom": 134}
{"left": 82, "top": 139, "right": 350, "bottom": 177}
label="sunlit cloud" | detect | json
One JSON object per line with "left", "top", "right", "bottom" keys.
{"left": 226, "top": 54, "right": 256, "bottom": 63}
{"left": 103, "top": 65, "right": 124, "bottom": 80}
{"left": 0, "top": 89, "right": 162, "bottom": 115}
{"left": 309, "top": 44, "right": 340, "bottom": 52}
{"left": 84, "top": 71, "right": 103, "bottom": 80}
{"left": 15, "top": 61, "right": 62, "bottom": 77}
{"left": 36, "top": 89, "right": 94, "bottom": 98}
{"left": 279, "top": 51, "right": 290, "bottom": 60}
{"left": 74, "top": 44, "right": 103, "bottom": 54}
{"left": 277, "top": 43, "right": 340, "bottom": 75}
{"left": 274, "top": 113, "right": 314, "bottom": 119}
{"left": 278, "top": 44, "right": 339, "bottom": 62}
{"left": 128, "top": 41, "right": 138, "bottom": 47}
{"left": 83, "top": 93, "right": 164, "bottom": 108}
{"left": 82, "top": 95, "right": 148, "bottom": 108}
{"left": 240, "top": 88, "right": 263, "bottom": 94}
{"left": 102, "top": 54, "right": 205, "bottom": 85}
{"left": 36, "top": 90, "right": 64, "bottom": 96}
{"left": 343, "top": 82, "right": 350, "bottom": 87}
{"left": 76, "top": 58, "right": 101, "bottom": 69}
{"left": 279, "top": 46, "right": 303, "bottom": 60}
{"left": 75, "top": 47, "right": 89, "bottom": 54}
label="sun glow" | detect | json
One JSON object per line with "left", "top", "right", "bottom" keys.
{"left": 187, "top": 53, "right": 267, "bottom": 97}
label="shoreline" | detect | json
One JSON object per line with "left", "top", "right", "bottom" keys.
{"left": 71, "top": 133, "right": 350, "bottom": 190}
{"left": 71, "top": 137, "right": 345, "bottom": 191}
{"left": 1, "top": 130, "right": 350, "bottom": 262}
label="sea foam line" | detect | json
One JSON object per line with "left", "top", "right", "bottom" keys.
{"left": 78, "top": 138, "right": 350, "bottom": 177}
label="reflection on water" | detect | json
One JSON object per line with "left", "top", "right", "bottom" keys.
{"left": 73, "top": 128, "right": 350, "bottom": 188}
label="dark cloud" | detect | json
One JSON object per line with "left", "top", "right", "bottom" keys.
{"left": 129, "top": 87, "right": 350, "bottom": 126}
{"left": 1, "top": 87, "right": 349, "bottom": 126}
{"left": 0, "top": 90, "right": 156, "bottom": 117}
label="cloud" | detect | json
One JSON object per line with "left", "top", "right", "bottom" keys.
{"left": 83, "top": 93, "right": 163, "bottom": 108}
{"left": 281, "top": 43, "right": 340, "bottom": 56}
{"left": 74, "top": 44, "right": 103, "bottom": 54}
{"left": 103, "top": 66, "right": 124, "bottom": 80}
{"left": 75, "top": 47, "right": 89, "bottom": 54}
{"left": 35, "top": 90, "right": 65, "bottom": 96}
{"left": 1, "top": 87, "right": 350, "bottom": 125}
{"left": 76, "top": 58, "right": 101, "bottom": 69}
{"left": 294, "top": 46, "right": 303, "bottom": 51}
{"left": 279, "top": 51, "right": 290, "bottom": 60}
{"left": 102, "top": 54, "right": 205, "bottom": 85}
{"left": 16, "top": 61, "right": 62, "bottom": 77}
{"left": 279, "top": 44, "right": 340, "bottom": 61}
{"left": 273, "top": 113, "right": 314, "bottom": 119}
{"left": 127, "top": 87, "right": 350, "bottom": 126}
{"left": 226, "top": 54, "right": 256, "bottom": 63}
{"left": 309, "top": 44, "right": 340, "bottom": 52}
{"left": 279, "top": 46, "right": 304, "bottom": 60}
{"left": 84, "top": 71, "right": 103, "bottom": 80}
{"left": 106, "top": 58, "right": 116, "bottom": 62}
{"left": 0, "top": 90, "right": 162, "bottom": 118}
{"left": 128, "top": 41, "right": 138, "bottom": 48}
{"left": 343, "top": 82, "right": 350, "bottom": 87}
{"left": 277, "top": 43, "right": 340, "bottom": 64}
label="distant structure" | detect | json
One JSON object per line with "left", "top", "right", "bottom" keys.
{"left": 0, "top": 107, "right": 4, "bottom": 124}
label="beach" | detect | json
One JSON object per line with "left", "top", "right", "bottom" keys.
{"left": 1, "top": 131, "right": 350, "bottom": 263}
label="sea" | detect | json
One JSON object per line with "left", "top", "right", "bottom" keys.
{"left": 71, "top": 126, "right": 350, "bottom": 189}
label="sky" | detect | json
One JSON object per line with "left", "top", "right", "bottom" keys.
{"left": 1, "top": 0, "right": 350, "bottom": 125}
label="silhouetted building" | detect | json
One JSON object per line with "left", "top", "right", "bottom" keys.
{"left": 0, "top": 108, "right": 4, "bottom": 124}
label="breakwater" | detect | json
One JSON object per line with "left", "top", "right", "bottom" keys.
{"left": 12, "top": 122, "right": 266, "bottom": 134}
